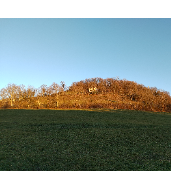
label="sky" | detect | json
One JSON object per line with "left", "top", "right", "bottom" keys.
{"left": 0, "top": 18, "right": 171, "bottom": 95}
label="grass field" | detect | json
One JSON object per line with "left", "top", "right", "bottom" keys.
{"left": 0, "top": 109, "right": 171, "bottom": 170}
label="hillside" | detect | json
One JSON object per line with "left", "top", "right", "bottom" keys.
{"left": 0, "top": 77, "right": 171, "bottom": 113}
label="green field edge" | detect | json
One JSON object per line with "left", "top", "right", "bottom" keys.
{"left": 1, "top": 108, "right": 171, "bottom": 115}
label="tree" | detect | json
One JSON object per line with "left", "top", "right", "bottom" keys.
{"left": 0, "top": 88, "right": 7, "bottom": 100}
{"left": 17, "top": 84, "right": 26, "bottom": 101}
{"left": 60, "top": 81, "right": 68, "bottom": 91}
{"left": 50, "top": 82, "right": 61, "bottom": 107}
{"left": 27, "top": 86, "right": 35, "bottom": 98}
{"left": 5, "top": 84, "right": 18, "bottom": 107}
{"left": 39, "top": 84, "right": 47, "bottom": 97}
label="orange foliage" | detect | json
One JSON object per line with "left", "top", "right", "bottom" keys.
{"left": 0, "top": 78, "right": 171, "bottom": 113}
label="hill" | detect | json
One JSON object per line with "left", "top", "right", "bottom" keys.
{"left": 0, "top": 77, "right": 171, "bottom": 113}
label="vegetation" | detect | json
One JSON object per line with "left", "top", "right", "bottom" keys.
{"left": 0, "top": 109, "right": 171, "bottom": 170}
{"left": 0, "top": 78, "right": 171, "bottom": 113}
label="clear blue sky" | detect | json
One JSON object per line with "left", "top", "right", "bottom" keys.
{"left": 0, "top": 18, "right": 171, "bottom": 95}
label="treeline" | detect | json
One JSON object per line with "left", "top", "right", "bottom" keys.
{"left": 0, "top": 78, "right": 171, "bottom": 113}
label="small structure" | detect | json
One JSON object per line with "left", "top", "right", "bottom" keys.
{"left": 89, "top": 87, "right": 98, "bottom": 94}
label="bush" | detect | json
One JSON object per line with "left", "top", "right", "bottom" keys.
{"left": 166, "top": 104, "right": 171, "bottom": 113}
{"left": 89, "top": 104, "right": 103, "bottom": 109}
{"left": 2, "top": 102, "right": 11, "bottom": 109}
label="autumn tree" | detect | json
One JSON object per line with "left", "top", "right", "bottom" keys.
{"left": 50, "top": 82, "right": 61, "bottom": 107}
{"left": 0, "top": 88, "right": 9, "bottom": 108}
{"left": 4, "top": 84, "right": 19, "bottom": 107}
{"left": 0, "top": 88, "right": 7, "bottom": 100}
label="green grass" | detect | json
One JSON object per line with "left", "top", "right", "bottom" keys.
{"left": 0, "top": 109, "right": 171, "bottom": 170}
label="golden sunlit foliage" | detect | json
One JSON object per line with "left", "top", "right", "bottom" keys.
{"left": 0, "top": 78, "right": 171, "bottom": 113}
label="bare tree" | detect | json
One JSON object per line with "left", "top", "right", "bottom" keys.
{"left": 17, "top": 84, "right": 26, "bottom": 101}
{"left": 4, "top": 84, "right": 18, "bottom": 107}
{"left": 27, "top": 86, "right": 35, "bottom": 98}
{"left": 39, "top": 84, "right": 47, "bottom": 97}
{"left": 60, "top": 81, "right": 66, "bottom": 91}
{"left": 50, "top": 82, "right": 61, "bottom": 107}
{"left": 0, "top": 88, "right": 7, "bottom": 100}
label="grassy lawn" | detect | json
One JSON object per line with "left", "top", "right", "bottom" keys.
{"left": 0, "top": 109, "right": 171, "bottom": 170}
